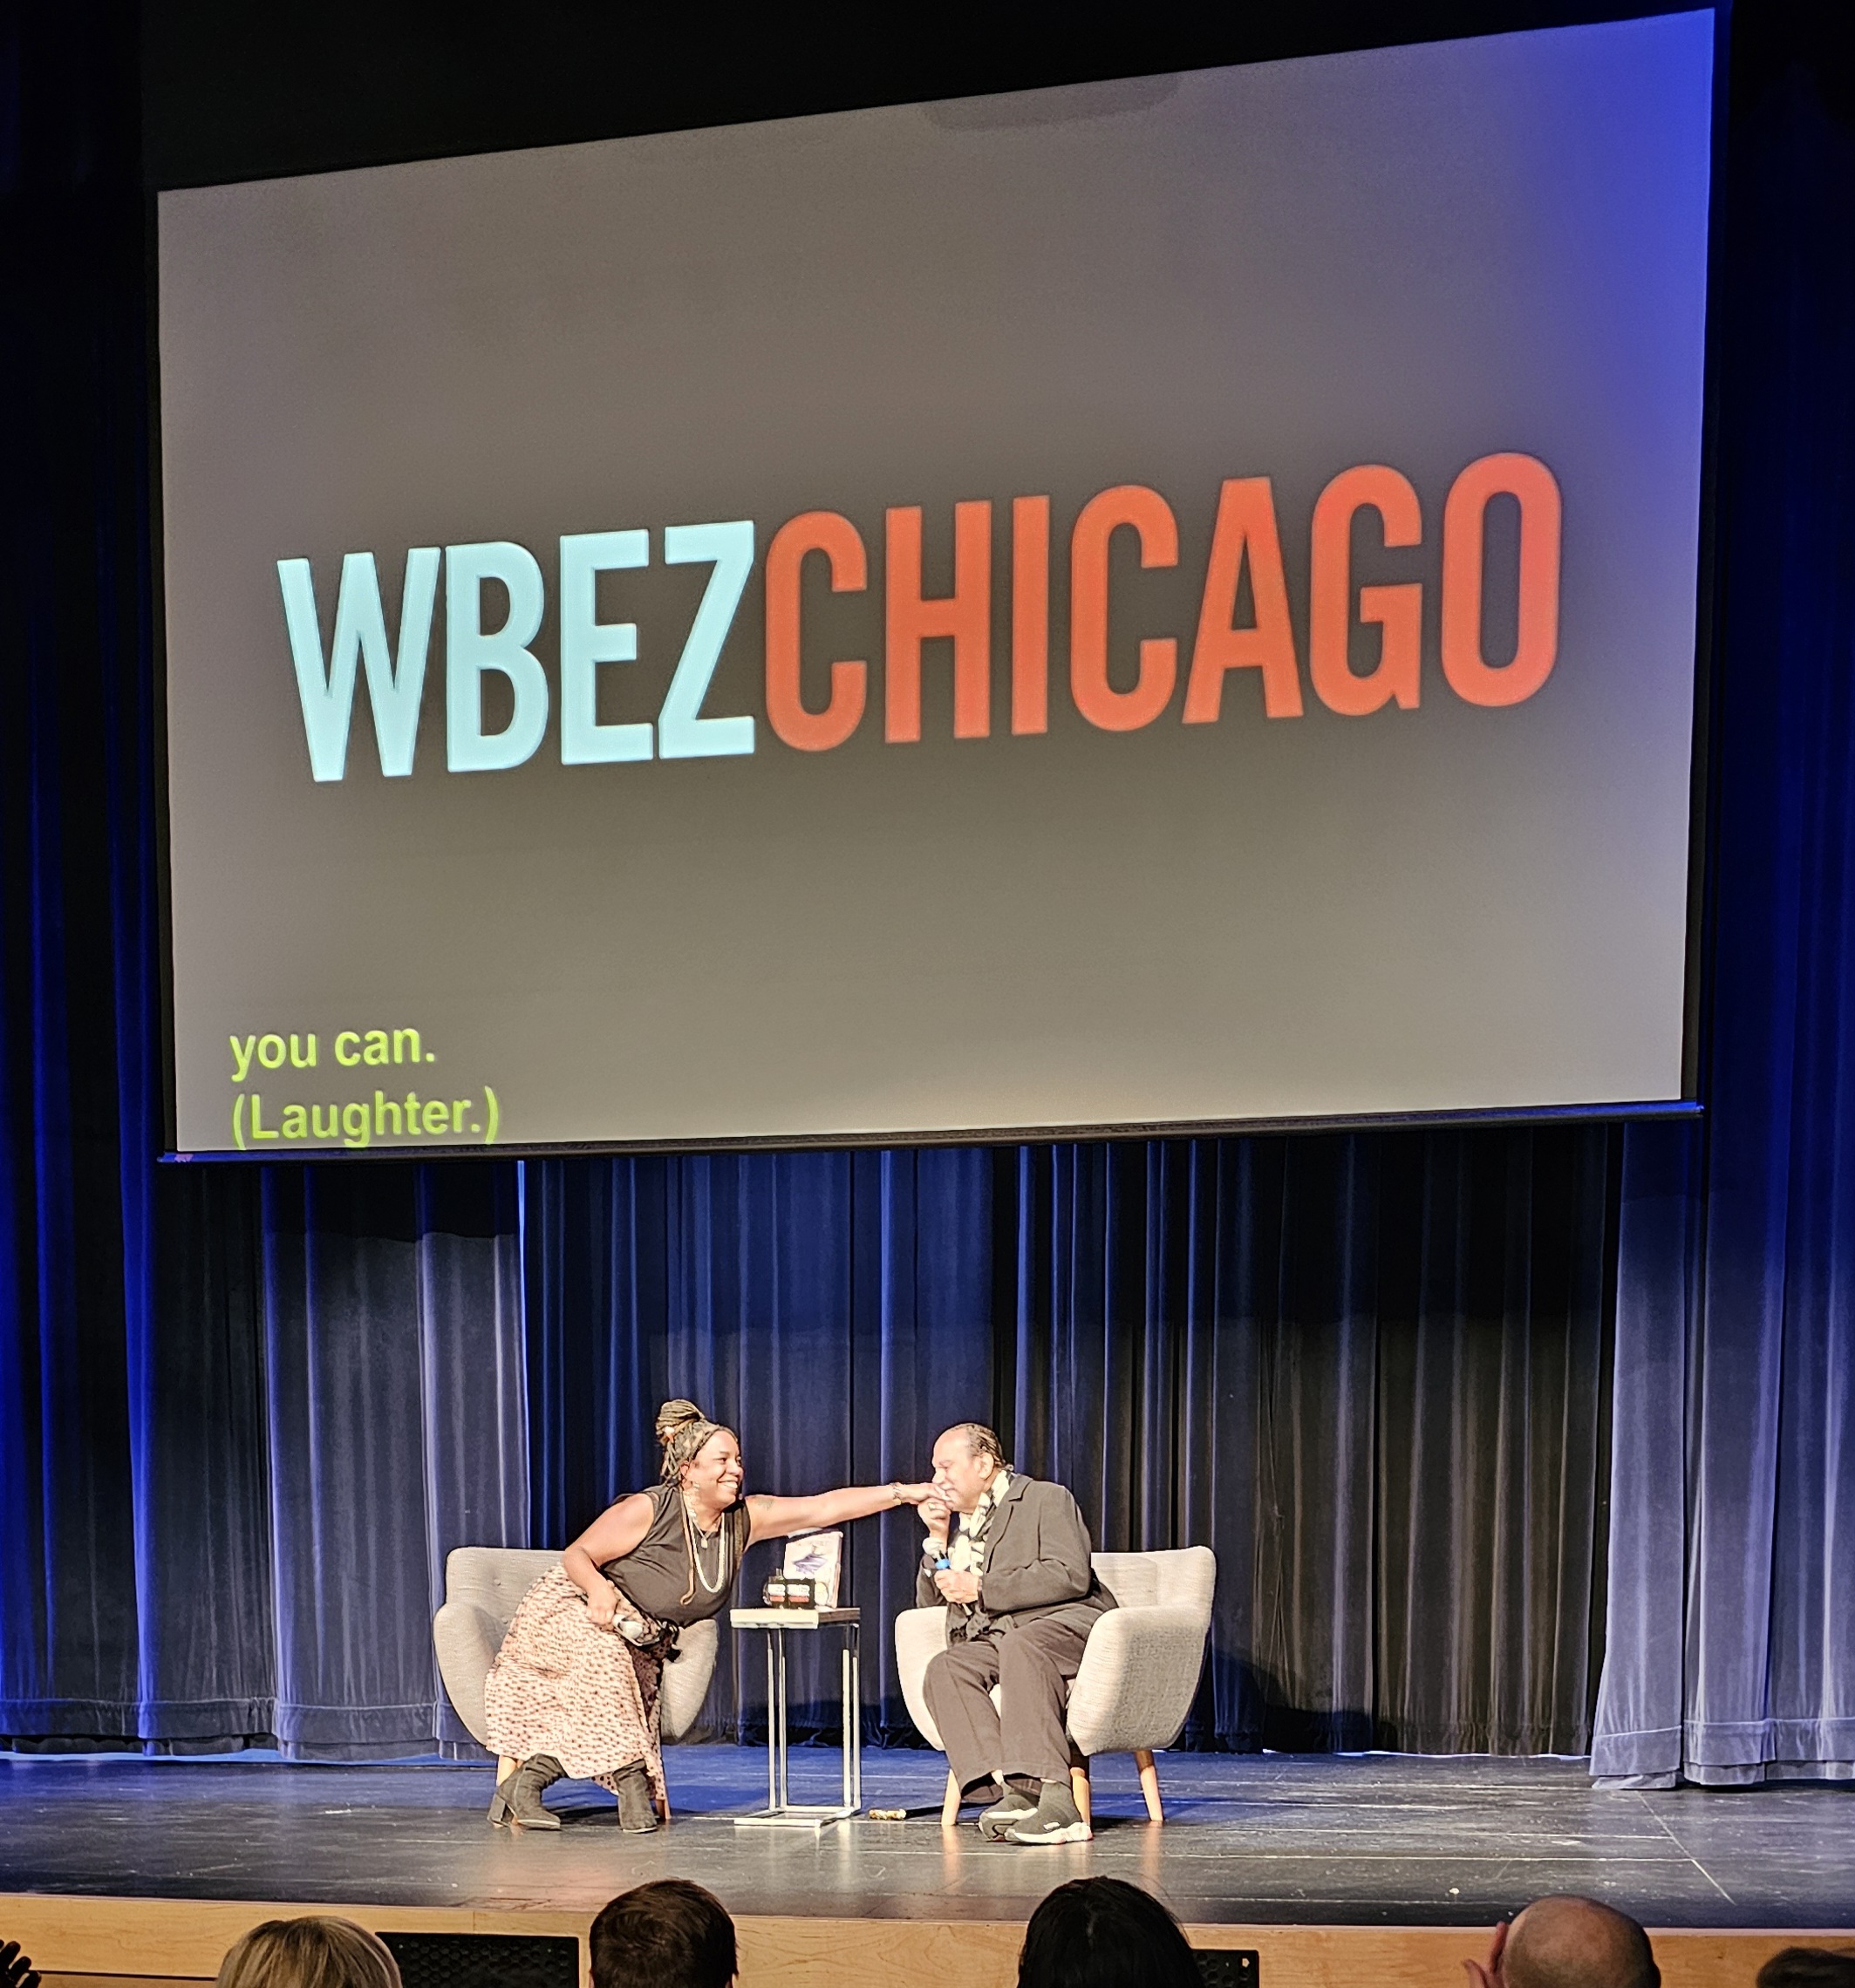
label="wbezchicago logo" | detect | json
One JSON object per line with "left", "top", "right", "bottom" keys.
{"left": 279, "top": 457, "right": 1560, "bottom": 780}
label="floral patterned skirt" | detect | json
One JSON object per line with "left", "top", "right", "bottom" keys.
{"left": 482, "top": 1569, "right": 669, "bottom": 1802}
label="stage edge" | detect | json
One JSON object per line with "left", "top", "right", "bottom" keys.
{"left": 3, "top": 1899, "right": 1847, "bottom": 1988}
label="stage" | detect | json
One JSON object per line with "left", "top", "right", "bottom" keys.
{"left": 3, "top": 1747, "right": 1850, "bottom": 1987}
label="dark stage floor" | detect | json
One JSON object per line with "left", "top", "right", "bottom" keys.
{"left": 1, "top": 1747, "right": 1851, "bottom": 1930}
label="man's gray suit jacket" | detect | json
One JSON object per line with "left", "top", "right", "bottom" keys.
{"left": 916, "top": 1474, "right": 1116, "bottom": 1641}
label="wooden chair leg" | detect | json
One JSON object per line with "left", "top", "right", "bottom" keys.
{"left": 1136, "top": 1747, "right": 1163, "bottom": 1822}
{"left": 657, "top": 1782, "right": 673, "bottom": 1823}
{"left": 1070, "top": 1761, "right": 1092, "bottom": 1828}
{"left": 942, "top": 1768, "right": 963, "bottom": 1828}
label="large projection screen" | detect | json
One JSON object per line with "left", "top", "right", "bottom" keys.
{"left": 158, "top": 12, "right": 1714, "bottom": 1156}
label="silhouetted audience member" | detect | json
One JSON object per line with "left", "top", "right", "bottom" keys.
{"left": 215, "top": 1917, "right": 400, "bottom": 1988}
{"left": 3, "top": 1938, "right": 42, "bottom": 1988}
{"left": 1019, "top": 1877, "right": 1201, "bottom": 1988}
{"left": 1757, "top": 1951, "right": 1855, "bottom": 1988}
{"left": 591, "top": 1879, "right": 738, "bottom": 1988}
{"left": 1465, "top": 1896, "right": 1659, "bottom": 1988}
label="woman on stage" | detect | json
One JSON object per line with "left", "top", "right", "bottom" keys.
{"left": 485, "top": 1399, "right": 930, "bottom": 1833}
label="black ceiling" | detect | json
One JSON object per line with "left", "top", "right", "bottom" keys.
{"left": 141, "top": 0, "right": 1709, "bottom": 189}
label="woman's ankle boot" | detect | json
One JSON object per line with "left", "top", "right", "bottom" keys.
{"left": 488, "top": 1753, "right": 564, "bottom": 1829}
{"left": 614, "top": 1761, "right": 659, "bottom": 1833}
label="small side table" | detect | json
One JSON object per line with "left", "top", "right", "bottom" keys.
{"left": 727, "top": 1606, "right": 861, "bottom": 1828}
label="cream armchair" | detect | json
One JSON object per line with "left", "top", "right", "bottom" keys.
{"left": 895, "top": 1544, "right": 1216, "bottom": 1827}
{"left": 433, "top": 1546, "right": 719, "bottom": 1809}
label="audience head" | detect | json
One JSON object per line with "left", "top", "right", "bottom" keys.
{"left": 3, "top": 1937, "right": 42, "bottom": 1988}
{"left": 1497, "top": 1897, "right": 1659, "bottom": 1988}
{"left": 591, "top": 1879, "right": 737, "bottom": 1988}
{"left": 1019, "top": 1877, "right": 1199, "bottom": 1988}
{"left": 1756, "top": 1951, "right": 1855, "bottom": 1988}
{"left": 931, "top": 1423, "right": 1011, "bottom": 1513}
{"left": 214, "top": 1917, "right": 400, "bottom": 1988}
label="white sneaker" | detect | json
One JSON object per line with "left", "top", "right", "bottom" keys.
{"left": 1006, "top": 1784, "right": 1091, "bottom": 1844}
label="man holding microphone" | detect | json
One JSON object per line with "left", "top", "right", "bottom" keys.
{"left": 917, "top": 1423, "right": 1115, "bottom": 1845}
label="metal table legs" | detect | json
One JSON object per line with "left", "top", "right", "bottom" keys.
{"left": 734, "top": 1618, "right": 862, "bottom": 1828}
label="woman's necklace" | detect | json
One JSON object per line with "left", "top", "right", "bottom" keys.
{"left": 684, "top": 1494, "right": 730, "bottom": 1595}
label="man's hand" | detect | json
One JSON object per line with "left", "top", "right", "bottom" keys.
{"left": 935, "top": 1569, "right": 980, "bottom": 1605}
{"left": 1463, "top": 1918, "right": 1510, "bottom": 1988}
{"left": 921, "top": 1494, "right": 951, "bottom": 1550}
{"left": 3, "top": 1939, "right": 42, "bottom": 1988}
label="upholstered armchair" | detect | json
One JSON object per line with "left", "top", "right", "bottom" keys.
{"left": 433, "top": 1546, "right": 719, "bottom": 1805}
{"left": 895, "top": 1544, "right": 1216, "bottom": 1827}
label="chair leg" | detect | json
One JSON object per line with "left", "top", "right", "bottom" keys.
{"left": 942, "top": 1769, "right": 962, "bottom": 1828}
{"left": 1070, "top": 1761, "right": 1092, "bottom": 1828}
{"left": 1136, "top": 1747, "right": 1163, "bottom": 1823}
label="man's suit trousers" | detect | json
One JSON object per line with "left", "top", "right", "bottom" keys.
{"left": 923, "top": 1615, "right": 1093, "bottom": 1791}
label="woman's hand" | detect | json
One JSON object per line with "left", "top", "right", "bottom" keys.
{"left": 890, "top": 1481, "right": 935, "bottom": 1507}
{"left": 561, "top": 1492, "right": 655, "bottom": 1614}
{"left": 584, "top": 1579, "right": 621, "bottom": 1631}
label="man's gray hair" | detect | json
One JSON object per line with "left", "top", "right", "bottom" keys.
{"left": 945, "top": 1422, "right": 1009, "bottom": 1470}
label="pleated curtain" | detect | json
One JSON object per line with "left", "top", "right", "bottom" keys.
{"left": 1589, "top": 50, "right": 1855, "bottom": 1788}
{"left": 523, "top": 1130, "right": 1613, "bottom": 1754}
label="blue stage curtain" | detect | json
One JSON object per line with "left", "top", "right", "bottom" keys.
{"left": 2, "top": 1147, "right": 527, "bottom": 1756}
{"left": 1006, "top": 1132, "right": 1614, "bottom": 1754}
{"left": 257, "top": 1164, "right": 527, "bottom": 1758}
{"left": 0, "top": 0, "right": 153, "bottom": 1743}
{"left": 0, "top": 5, "right": 529, "bottom": 1759}
{"left": 525, "top": 1128, "right": 1613, "bottom": 1753}
{"left": 1592, "top": 34, "right": 1855, "bottom": 1788}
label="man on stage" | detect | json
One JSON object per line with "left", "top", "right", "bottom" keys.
{"left": 918, "top": 1422, "right": 1115, "bottom": 1845}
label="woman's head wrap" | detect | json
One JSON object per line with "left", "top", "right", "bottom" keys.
{"left": 655, "top": 1399, "right": 737, "bottom": 1485}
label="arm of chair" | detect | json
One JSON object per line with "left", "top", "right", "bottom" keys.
{"left": 894, "top": 1606, "right": 951, "bottom": 1751}
{"left": 433, "top": 1599, "right": 506, "bottom": 1749}
{"left": 1064, "top": 1604, "right": 1209, "bottom": 1758}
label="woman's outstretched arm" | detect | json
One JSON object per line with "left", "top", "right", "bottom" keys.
{"left": 747, "top": 1481, "right": 931, "bottom": 1544}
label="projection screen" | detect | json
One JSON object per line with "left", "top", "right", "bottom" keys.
{"left": 157, "top": 11, "right": 1715, "bottom": 1155}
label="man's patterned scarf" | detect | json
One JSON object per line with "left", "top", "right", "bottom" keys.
{"left": 946, "top": 1467, "right": 1012, "bottom": 1576}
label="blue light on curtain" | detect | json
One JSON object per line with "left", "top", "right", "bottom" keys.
{"left": 1592, "top": 50, "right": 1855, "bottom": 1787}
